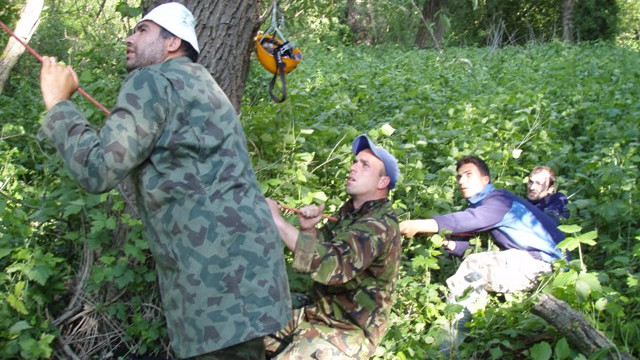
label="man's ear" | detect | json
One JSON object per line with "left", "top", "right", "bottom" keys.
{"left": 548, "top": 184, "right": 556, "bottom": 194}
{"left": 378, "top": 176, "right": 391, "bottom": 190}
{"left": 166, "top": 36, "right": 182, "bottom": 53}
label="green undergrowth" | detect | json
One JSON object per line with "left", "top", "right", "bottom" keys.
{"left": 245, "top": 40, "right": 640, "bottom": 359}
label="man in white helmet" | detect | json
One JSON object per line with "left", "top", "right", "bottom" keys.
{"left": 38, "top": 2, "right": 291, "bottom": 359}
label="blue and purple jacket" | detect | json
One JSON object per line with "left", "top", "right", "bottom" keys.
{"left": 434, "top": 183, "right": 565, "bottom": 263}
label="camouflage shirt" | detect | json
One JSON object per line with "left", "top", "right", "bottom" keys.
{"left": 40, "top": 57, "right": 291, "bottom": 358}
{"left": 293, "top": 198, "right": 402, "bottom": 358}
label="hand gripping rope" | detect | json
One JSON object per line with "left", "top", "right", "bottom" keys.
{"left": 0, "top": 20, "right": 110, "bottom": 115}
{"left": 277, "top": 203, "right": 338, "bottom": 221}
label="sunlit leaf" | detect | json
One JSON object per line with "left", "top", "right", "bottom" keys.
{"left": 529, "top": 341, "right": 552, "bottom": 360}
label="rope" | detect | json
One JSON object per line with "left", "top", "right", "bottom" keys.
{"left": 0, "top": 20, "right": 111, "bottom": 115}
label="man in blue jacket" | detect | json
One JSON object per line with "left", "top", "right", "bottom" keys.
{"left": 400, "top": 155, "right": 565, "bottom": 352}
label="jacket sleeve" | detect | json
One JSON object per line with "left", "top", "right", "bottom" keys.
{"left": 39, "top": 69, "right": 169, "bottom": 193}
{"left": 434, "top": 196, "right": 511, "bottom": 234}
{"left": 292, "top": 217, "right": 393, "bottom": 286}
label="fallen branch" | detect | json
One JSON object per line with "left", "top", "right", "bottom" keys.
{"left": 532, "top": 293, "right": 636, "bottom": 360}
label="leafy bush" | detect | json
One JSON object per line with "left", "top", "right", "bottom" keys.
{"left": 573, "top": 0, "right": 620, "bottom": 41}
{"left": 246, "top": 40, "right": 640, "bottom": 359}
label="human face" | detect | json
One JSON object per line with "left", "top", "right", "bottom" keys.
{"left": 346, "top": 149, "right": 387, "bottom": 198}
{"left": 456, "top": 163, "right": 490, "bottom": 199}
{"left": 527, "top": 170, "right": 552, "bottom": 201}
{"left": 125, "top": 21, "right": 170, "bottom": 72}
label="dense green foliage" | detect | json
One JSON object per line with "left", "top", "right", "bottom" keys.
{"left": 246, "top": 40, "right": 640, "bottom": 359}
{"left": 1, "top": 1, "right": 639, "bottom": 359}
{"left": 284, "top": 0, "right": 633, "bottom": 47}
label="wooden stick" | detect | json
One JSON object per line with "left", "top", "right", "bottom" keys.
{"left": 0, "top": 20, "right": 111, "bottom": 115}
{"left": 278, "top": 204, "right": 338, "bottom": 221}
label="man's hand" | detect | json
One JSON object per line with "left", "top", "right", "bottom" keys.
{"left": 399, "top": 219, "right": 439, "bottom": 238}
{"left": 265, "top": 198, "right": 283, "bottom": 219}
{"left": 40, "top": 56, "right": 79, "bottom": 110}
{"left": 297, "top": 204, "right": 325, "bottom": 231}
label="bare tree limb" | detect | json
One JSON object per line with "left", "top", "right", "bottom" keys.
{"left": 532, "top": 294, "right": 636, "bottom": 360}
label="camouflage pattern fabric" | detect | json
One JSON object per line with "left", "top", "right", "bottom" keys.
{"left": 267, "top": 198, "right": 402, "bottom": 359}
{"left": 39, "top": 57, "right": 291, "bottom": 358}
{"left": 187, "top": 337, "right": 265, "bottom": 360}
{"left": 265, "top": 307, "right": 359, "bottom": 359}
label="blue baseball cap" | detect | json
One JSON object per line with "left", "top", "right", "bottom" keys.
{"left": 352, "top": 135, "right": 400, "bottom": 189}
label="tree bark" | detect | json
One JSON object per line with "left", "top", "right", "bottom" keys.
{"left": 562, "top": 0, "right": 575, "bottom": 42}
{"left": 142, "top": 0, "right": 261, "bottom": 112}
{"left": 0, "top": 0, "right": 44, "bottom": 95}
{"left": 344, "top": 0, "right": 373, "bottom": 45}
{"left": 532, "top": 294, "right": 636, "bottom": 360}
{"left": 415, "top": 0, "right": 447, "bottom": 50}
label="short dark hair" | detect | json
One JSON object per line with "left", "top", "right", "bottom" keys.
{"left": 159, "top": 28, "right": 199, "bottom": 63}
{"left": 456, "top": 155, "right": 491, "bottom": 180}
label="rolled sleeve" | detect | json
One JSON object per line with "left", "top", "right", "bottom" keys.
{"left": 293, "top": 231, "right": 319, "bottom": 272}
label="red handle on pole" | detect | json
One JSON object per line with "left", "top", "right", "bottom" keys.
{"left": 0, "top": 20, "right": 111, "bottom": 115}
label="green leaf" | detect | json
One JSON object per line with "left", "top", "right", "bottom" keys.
{"left": 557, "top": 224, "right": 582, "bottom": 234}
{"left": 552, "top": 271, "right": 577, "bottom": 288}
{"left": 578, "top": 272, "right": 602, "bottom": 294}
{"left": 575, "top": 278, "right": 591, "bottom": 299}
{"left": 556, "top": 237, "right": 580, "bottom": 251}
{"left": 9, "top": 320, "right": 32, "bottom": 334}
{"left": 576, "top": 230, "right": 598, "bottom": 245}
{"left": 0, "top": 248, "right": 12, "bottom": 259}
{"left": 554, "top": 338, "right": 571, "bottom": 360}
{"left": 7, "top": 293, "right": 28, "bottom": 314}
{"left": 380, "top": 123, "right": 395, "bottom": 136}
{"left": 595, "top": 297, "right": 608, "bottom": 311}
{"left": 26, "top": 264, "right": 53, "bottom": 286}
{"left": 490, "top": 346, "right": 504, "bottom": 359}
{"left": 529, "top": 341, "right": 552, "bottom": 360}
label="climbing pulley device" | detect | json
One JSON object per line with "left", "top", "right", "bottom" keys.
{"left": 255, "top": 1, "right": 302, "bottom": 103}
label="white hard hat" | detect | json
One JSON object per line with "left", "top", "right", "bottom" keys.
{"left": 139, "top": 2, "right": 200, "bottom": 53}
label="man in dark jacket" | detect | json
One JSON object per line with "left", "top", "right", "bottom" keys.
{"left": 527, "top": 165, "right": 570, "bottom": 224}
{"left": 400, "top": 155, "right": 565, "bottom": 352}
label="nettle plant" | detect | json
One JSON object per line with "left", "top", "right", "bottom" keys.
{"left": 244, "top": 41, "right": 639, "bottom": 358}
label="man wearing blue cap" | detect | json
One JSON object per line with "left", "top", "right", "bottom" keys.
{"left": 264, "top": 135, "right": 403, "bottom": 359}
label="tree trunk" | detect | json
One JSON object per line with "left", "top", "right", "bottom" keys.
{"left": 415, "top": 0, "right": 447, "bottom": 50}
{"left": 0, "top": 0, "right": 44, "bottom": 95}
{"left": 344, "top": 0, "right": 373, "bottom": 45}
{"left": 142, "top": 0, "right": 261, "bottom": 112}
{"left": 562, "top": 0, "right": 575, "bottom": 42}
{"left": 532, "top": 294, "right": 636, "bottom": 360}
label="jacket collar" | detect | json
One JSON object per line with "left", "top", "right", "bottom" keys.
{"left": 342, "top": 198, "right": 388, "bottom": 218}
{"left": 468, "top": 183, "right": 496, "bottom": 205}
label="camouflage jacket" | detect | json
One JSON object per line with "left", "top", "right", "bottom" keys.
{"left": 293, "top": 198, "right": 402, "bottom": 357}
{"left": 40, "top": 57, "right": 291, "bottom": 358}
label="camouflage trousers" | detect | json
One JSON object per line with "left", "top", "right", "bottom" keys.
{"left": 264, "top": 306, "right": 372, "bottom": 360}
{"left": 185, "top": 337, "right": 265, "bottom": 360}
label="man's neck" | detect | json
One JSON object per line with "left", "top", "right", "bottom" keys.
{"left": 352, "top": 194, "right": 387, "bottom": 211}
